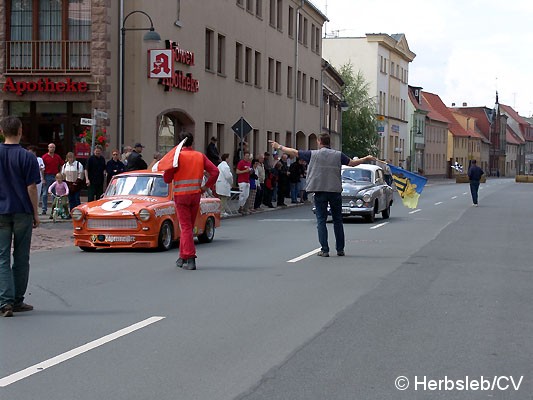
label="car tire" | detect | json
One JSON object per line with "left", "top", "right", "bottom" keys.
{"left": 382, "top": 202, "right": 391, "bottom": 219}
{"left": 364, "top": 202, "right": 377, "bottom": 223}
{"left": 158, "top": 220, "right": 173, "bottom": 251}
{"left": 198, "top": 216, "right": 215, "bottom": 243}
{"left": 80, "top": 246, "right": 96, "bottom": 252}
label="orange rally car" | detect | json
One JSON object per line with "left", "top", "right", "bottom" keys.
{"left": 72, "top": 170, "right": 221, "bottom": 251}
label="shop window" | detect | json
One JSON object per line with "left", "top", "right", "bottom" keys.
{"left": 7, "top": 0, "right": 92, "bottom": 73}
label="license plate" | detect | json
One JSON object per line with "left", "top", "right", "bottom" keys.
{"left": 342, "top": 207, "right": 351, "bottom": 214}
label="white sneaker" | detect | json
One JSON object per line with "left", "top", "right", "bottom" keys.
{"left": 221, "top": 212, "right": 229, "bottom": 217}
{"left": 473, "top": 203, "right": 478, "bottom": 207}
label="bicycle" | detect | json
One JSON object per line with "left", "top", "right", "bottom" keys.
{"left": 50, "top": 193, "right": 69, "bottom": 223}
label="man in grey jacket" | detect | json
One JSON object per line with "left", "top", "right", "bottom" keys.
{"left": 270, "top": 134, "right": 375, "bottom": 257}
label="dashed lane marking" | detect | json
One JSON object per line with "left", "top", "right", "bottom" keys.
{"left": 0, "top": 316, "right": 165, "bottom": 387}
{"left": 288, "top": 247, "right": 322, "bottom": 263}
{"left": 435, "top": 202, "right": 443, "bottom": 205}
{"left": 370, "top": 222, "right": 389, "bottom": 230}
{"left": 409, "top": 209, "right": 422, "bottom": 214}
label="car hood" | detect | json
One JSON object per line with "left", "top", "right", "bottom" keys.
{"left": 78, "top": 195, "right": 169, "bottom": 215}
{"left": 341, "top": 182, "right": 374, "bottom": 195}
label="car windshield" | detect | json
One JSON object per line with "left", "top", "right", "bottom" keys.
{"left": 105, "top": 175, "right": 169, "bottom": 197}
{"left": 342, "top": 169, "right": 372, "bottom": 182}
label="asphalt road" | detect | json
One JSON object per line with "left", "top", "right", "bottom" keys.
{"left": 1, "top": 178, "right": 532, "bottom": 400}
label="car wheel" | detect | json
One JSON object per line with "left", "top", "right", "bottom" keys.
{"left": 198, "top": 217, "right": 215, "bottom": 243}
{"left": 80, "top": 246, "right": 96, "bottom": 252}
{"left": 158, "top": 221, "right": 173, "bottom": 251}
{"left": 382, "top": 202, "right": 391, "bottom": 219}
{"left": 364, "top": 202, "right": 377, "bottom": 223}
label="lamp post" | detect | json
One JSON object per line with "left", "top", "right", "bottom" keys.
{"left": 327, "top": 92, "right": 349, "bottom": 150}
{"left": 119, "top": 10, "right": 161, "bottom": 153}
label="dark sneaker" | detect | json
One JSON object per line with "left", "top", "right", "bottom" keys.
{"left": 182, "top": 258, "right": 196, "bottom": 270}
{"left": 41, "top": 211, "right": 46, "bottom": 215}
{"left": 1, "top": 305, "right": 13, "bottom": 317}
{"left": 317, "top": 251, "right": 329, "bottom": 257}
{"left": 176, "top": 258, "right": 185, "bottom": 268}
{"left": 337, "top": 251, "right": 345, "bottom": 256}
{"left": 13, "top": 303, "right": 33, "bottom": 312}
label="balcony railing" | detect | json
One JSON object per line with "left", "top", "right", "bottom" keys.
{"left": 6, "top": 40, "right": 91, "bottom": 74}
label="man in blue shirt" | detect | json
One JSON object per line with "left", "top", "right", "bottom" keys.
{"left": 270, "top": 134, "right": 375, "bottom": 257}
{"left": 0, "top": 116, "right": 41, "bottom": 317}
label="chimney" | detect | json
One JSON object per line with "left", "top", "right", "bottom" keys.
{"left": 462, "top": 102, "right": 467, "bottom": 107}
{"left": 451, "top": 102, "right": 456, "bottom": 107}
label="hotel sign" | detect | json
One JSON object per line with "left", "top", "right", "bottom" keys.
{"left": 154, "top": 40, "right": 199, "bottom": 93}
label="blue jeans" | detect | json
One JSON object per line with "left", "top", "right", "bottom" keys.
{"left": 470, "top": 180, "right": 480, "bottom": 204}
{"left": 313, "top": 192, "right": 345, "bottom": 253}
{"left": 68, "top": 190, "right": 81, "bottom": 210}
{"left": 42, "top": 173, "right": 56, "bottom": 213}
{"left": 290, "top": 182, "right": 299, "bottom": 203}
{"left": 0, "top": 214, "right": 33, "bottom": 308}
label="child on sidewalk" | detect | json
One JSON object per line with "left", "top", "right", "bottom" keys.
{"left": 48, "top": 173, "right": 70, "bottom": 219}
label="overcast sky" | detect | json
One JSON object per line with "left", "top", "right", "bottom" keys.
{"left": 313, "top": 0, "right": 533, "bottom": 117}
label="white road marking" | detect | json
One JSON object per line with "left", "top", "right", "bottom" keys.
{"left": 451, "top": 196, "right": 458, "bottom": 199}
{"left": 288, "top": 247, "right": 322, "bottom": 263}
{"left": 409, "top": 209, "right": 421, "bottom": 214}
{"left": 370, "top": 222, "right": 389, "bottom": 230}
{"left": 462, "top": 192, "right": 468, "bottom": 195}
{"left": 0, "top": 316, "right": 165, "bottom": 388}
{"left": 260, "top": 219, "right": 315, "bottom": 222}
{"left": 435, "top": 202, "right": 443, "bottom": 205}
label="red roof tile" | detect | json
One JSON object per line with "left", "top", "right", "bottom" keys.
{"left": 421, "top": 92, "right": 468, "bottom": 136}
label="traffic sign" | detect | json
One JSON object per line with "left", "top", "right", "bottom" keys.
{"left": 80, "top": 118, "right": 94, "bottom": 126}
{"left": 231, "top": 117, "right": 253, "bottom": 139}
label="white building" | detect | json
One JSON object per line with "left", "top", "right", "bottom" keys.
{"left": 322, "top": 33, "right": 415, "bottom": 164}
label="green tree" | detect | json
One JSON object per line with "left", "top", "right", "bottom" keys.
{"left": 338, "top": 63, "right": 380, "bottom": 157}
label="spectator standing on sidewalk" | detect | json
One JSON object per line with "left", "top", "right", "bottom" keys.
{"left": 254, "top": 154, "right": 265, "bottom": 210}
{"left": 236, "top": 151, "right": 252, "bottom": 214}
{"left": 85, "top": 145, "right": 106, "bottom": 202}
{"left": 216, "top": 153, "right": 233, "bottom": 216}
{"left": 27, "top": 146, "right": 44, "bottom": 208}
{"left": 61, "top": 152, "right": 84, "bottom": 210}
{"left": 41, "top": 143, "right": 64, "bottom": 215}
{"left": 270, "top": 134, "right": 375, "bottom": 257}
{"left": 106, "top": 149, "right": 125, "bottom": 186}
{"left": 125, "top": 143, "right": 147, "bottom": 171}
{"left": 206, "top": 136, "right": 221, "bottom": 166}
{"left": 0, "top": 116, "right": 40, "bottom": 317}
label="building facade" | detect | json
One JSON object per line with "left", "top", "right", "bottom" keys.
{"left": 1, "top": 0, "right": 328, "bottom": 163}
{"left": 322, "top": 33, "right": 416, "bottom": 164}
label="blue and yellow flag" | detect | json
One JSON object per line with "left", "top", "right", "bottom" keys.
{"left": 388, "top": 165, "right": 427, "bottom": 209}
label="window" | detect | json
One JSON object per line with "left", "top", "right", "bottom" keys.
{"left": 7, "top": 0, "right": 92, "bottom": 72}
{"left": 235, "top": 42, "right": 243, "bottom": 81}
{"left": 302, "top": 72, "right": 307, "bottom": 102}
{"left": 205, "top": 28, "right": 214, "bottom": 71}
{"left": 268, "top": 57, "right": 274, "bottom": 91}
{"left": 288, "top": 6, "right": 294, "bottom": 37}
{"left": 287, "top": 66, "right": 293, "bottom": 97}
{"left": 254, "top": 51, "right": 262, "bottom": 87}
{"left": 314, "top": 79, "right": 319, "bottom": 105}
{"left": 276, "top": 0, "right": 283, "bottom": 30}
{"left": 217, "top": 124, "right": 224, "bottom": 150}
{"left": 303, "top": 18, "right": 308, "bottom": 46}
{"left": 256, "top": 0, "right": 262, "bottom": 18}
{"left": 204, "top": 122, "right": 213, "bottom": 152}
{"left": 269, "top": 0, "right": 275, "bottom": 26}
{"left": 298, "top": 13, "right": 303, "bottom": 43}
{"left": 217, "top": 34, "right": 226, "bottom": 75}
{"left": 310, "top": 77, "right": 314, "bottom": 105}
{"left": 245, "top": 47, "right": 252, "bottom": 83}
{"left": 297, "top": 70, "right": 302, "bottom": 100}
{"left": 275, "top": 61, "right": 281, "bottom": 93}
{"left": 315, "top": 27, "right": 320, "bottom": 53}
{"left": 311, "top": 24, "right": 316, "bottom": 52}
{"left": 246, "top": 0, "right": 253, "bottom": 12}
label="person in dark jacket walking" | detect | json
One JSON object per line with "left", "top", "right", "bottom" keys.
{"left": 467, "top": 159, "right": 484, "bottom": 206}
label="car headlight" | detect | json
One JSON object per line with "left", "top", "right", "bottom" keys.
{"left": 356, "top": 199, "right": 364, "bottom": 207}
{"left": 139, "top": 209, "right": 151, "bottom": 221}
{"left": 71, "top": 208, "right": 83, "bottom": 221}
{"left": 362, "top": 193, "right": 371, "bottom": 203}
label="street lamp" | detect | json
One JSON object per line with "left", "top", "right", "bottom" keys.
{"left": 119, "top": 10, "right": 161, "bottom": 153}
{"left": 327, "top": 92, "right": 349, "bottom": 149}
